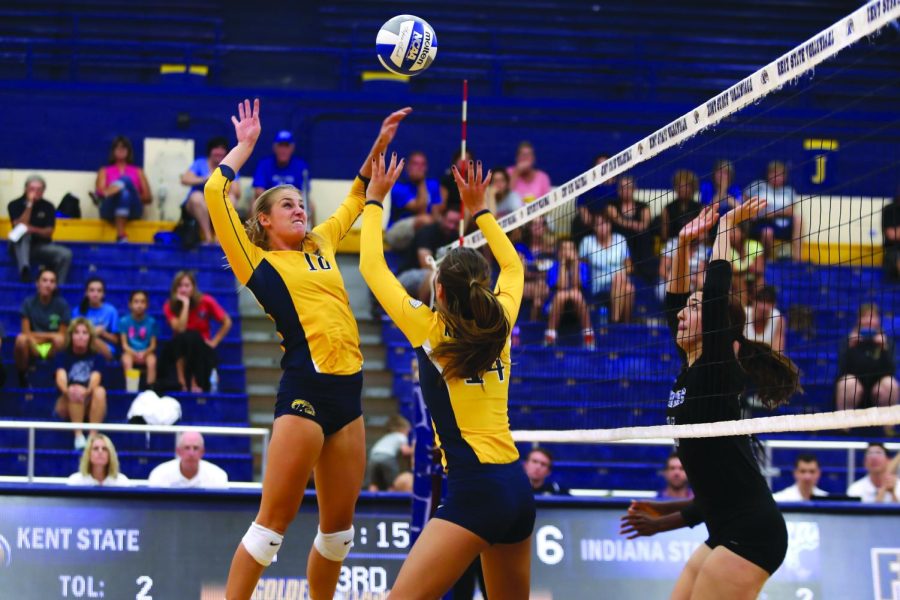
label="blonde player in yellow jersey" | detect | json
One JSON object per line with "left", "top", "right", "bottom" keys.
{"left": 205, "top": 99, "right": 411, "bottom": 600}
{"left": 361, "top": 155, "right": 534, "bottom": 599}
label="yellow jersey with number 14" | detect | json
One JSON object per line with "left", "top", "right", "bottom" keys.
{"left": 360, "top": 204, "right": 524, "bottom": 468}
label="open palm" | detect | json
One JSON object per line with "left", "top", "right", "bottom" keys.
{"left": 231, "top": 98, "right": 261, "bottom": 146}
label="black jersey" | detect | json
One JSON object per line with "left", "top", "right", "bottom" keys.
{"left": 665, "top": 260, "right": 777, "bottom": 531}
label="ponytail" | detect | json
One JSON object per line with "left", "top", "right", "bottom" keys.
{"left": 737, "top": 335, "right": 802, "bottom": 410}
{"left": 430, "top": 248, "right": 510, "bottom": 381}
{"left": 728, "top": 300, "right": 802, "bottom": 410}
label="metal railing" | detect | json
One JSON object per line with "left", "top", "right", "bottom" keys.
{"left": 0, "top": 420, "right": 269, "bottom": 484}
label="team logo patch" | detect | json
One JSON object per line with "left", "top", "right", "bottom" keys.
{"left": 408, "top": 299, "right": 423, "bottom": 309}
{"left": 291, "top": 399, "right": 316, "bottom": 416}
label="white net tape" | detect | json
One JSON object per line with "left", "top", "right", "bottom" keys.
{"left": 511, "top": 405, "right": 900, "bottom": 443}
{"left": 440, "top": 0, "right": 900, "bottom": 257}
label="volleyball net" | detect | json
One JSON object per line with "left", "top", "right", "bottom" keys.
{"left": 437, "top": 0, "right": 900, "bottom": 441}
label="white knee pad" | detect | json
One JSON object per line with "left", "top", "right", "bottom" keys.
{"left": 313, "top": 525, "right": 355, "bottom": 562}
{"left": 241, "top": 521, "right": 283, "bottom": 567}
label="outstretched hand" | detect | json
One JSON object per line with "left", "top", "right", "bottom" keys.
{"left": 619, "top": 509, "right": 661, "bottom": 539}
{"left": 367, "top": 152, "right": 405, "bottom": 203}
{"left": 376, "top": 107, "right": 413, "bottom": 149}
{"left": 452, "top": 160, "right": 491, "bottom": 215}
{"left": 231, "top": 98, "right": 261, "bottom": 147}
{"left": 678, "top": 205, "right": 719, "bottom": 243}
{"left": 723, "top": 195, "right": 767, "bottom": 225}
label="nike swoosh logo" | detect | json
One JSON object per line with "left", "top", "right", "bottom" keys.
{"left": 343, "top": 541, "right": 352, "bottom": 545}
{"left": 269, "top": 542, "right": 281, "bottom": 546}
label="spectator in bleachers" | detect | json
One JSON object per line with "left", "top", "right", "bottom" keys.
{"left": 882, "top": 191, "right": 900, "bottom": 282}
{"left": 54, "top": 317, "right": 106, "bottom": 450}
{"left": 745, "top": 161, "right": 802, "bottom": 260}
{"left": 15, "top": 268, "right": 70, "bottom": 386}
{"left": 67, "top": 433, "right": 130, "bottom": 487}
{"left": 119, "top": 290, "right": 158, "bottom": 390}
{"left": 385, "top": 151, "right": 440, "bottom": 251}
{"left": 728, "top": 221, "right": 765, "bottom": 304}
{"left": 366, "top": 414, "right": 413, "bottom": 492}
{"left": 396, "top": 210, "right": 462, "bottom": 303}
{"left": 835, "top": 303, "right": 899, "bottom": 411}
{"left": 181, "top": 137, "right": 240, "bottom": 244}
{"left": 161, "top": 271, "right": 232, "bottom": 393}
{"left": 657, "top": 452, "right": 693, "bottom": 500}
{"left": 94, "top": 136, "right": 152, "bottom": 243}
{"left": 847, "top": 443, "right": 899, "bottom": 503}
{"left": 487, "top": 167, "right": 523, "bottom": 217}
{"left": 571, "top": 155, "right": 616, "bottom": 247}
{"left": 660, "top": 169, "right": 701, "bottom": 242}
{"left": 545, "top": 240, "right": 594, "bottom": 348}
{"left": 508, "top": 141, "right": 551, "bottom": 202}
{"left": 523, "top": 447, "right": 567, "bottom": 495}
{"left": 147, "top": 430, "right": 229, "bottom": 488}
{"left": 772, "top": 453, "right": 826, "bottom": 502}
{"left": 7, "top": 174, "right": 73, "bottom": 283}
{"left": 579, "top": 213, "right": 635, "bottom": 324}
{"left": 744, "top": 285, "right": 785, "bottom": 353}
{"left": 510, "top": 228, "right": 550, "bottom": 322}
{"left": 700, "top": 159, "right": 742, "bottom": 215}
{"left": 252, "top": 130, "right": 311, "bottom": 213}
{"left": 657, "top": 230, "right": 708, "bottom": 302}
{"left": 73, "top": 276, "right": 119, "bottom": 360}
{"left": 606, "top": 174, "right": 656, "bottom": 283}
{"left": 438, "top": 149, "right": 473, "bottom": 215}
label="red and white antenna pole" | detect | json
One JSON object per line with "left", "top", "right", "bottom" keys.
{"left": 459, "top": 79, "right": 468, "bottom": 246}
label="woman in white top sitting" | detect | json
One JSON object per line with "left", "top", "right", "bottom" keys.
{"left": 67, "top": 433, "right": 130, "bottom": 487}
{"left": 743, "top": 285, "right": 785, "bottom": 353}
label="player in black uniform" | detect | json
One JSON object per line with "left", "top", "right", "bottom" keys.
{"left": 621, "top": 199, "right": 800, "bottom": 600}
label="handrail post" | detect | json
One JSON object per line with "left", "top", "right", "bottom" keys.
{"left": 847, "top": 447, "right": 855, "bottom": 491}
{"left": 27, "top": 427, "right": 35, "bottom": 483}
{"left": 261, "top": 430, "right": 269, "bottom": 481}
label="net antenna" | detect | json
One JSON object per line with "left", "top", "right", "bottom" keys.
{"left": 459, "top": 78, "right": 468, "bottom": 246}
{"left": 439, "top": 0, "right": 900, "bottom": 258}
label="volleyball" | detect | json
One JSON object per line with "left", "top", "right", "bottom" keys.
{"left": 376, "top": 15, "right": 438, "bottom": 76}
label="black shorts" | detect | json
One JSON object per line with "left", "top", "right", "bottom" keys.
{"left": 435, "top": 462, "right": 536, "bottom": 545}
{"left": 274, "top": 370, "right": 363, "bottom": 436}
{"left": 751, "top": 216, "right": 793, "bottom": 241}
{"left": 705, "top": 504, "right": 788, "bottom": 575}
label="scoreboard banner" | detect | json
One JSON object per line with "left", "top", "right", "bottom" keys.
{"left": 0, "top": 485, "right": 899, "bottom": 599}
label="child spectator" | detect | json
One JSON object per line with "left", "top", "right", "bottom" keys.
{"left": 367, "top": 415, "right": 413, "bottom": 492}
{"left": 73, "top": 276, "right": 119, "bottom": 360}
{"left": 545, "top": 240, "right": 594, "bottom": 349}
{"left": 94, "top": 136, "right": 152, "bottom": 243}
{"left": 54, "top": 317, "right": 106, "bottom": 449}
{"left": 657, "top": 234, "right": 708, "bottom": 302}
{"left": 67, "top": 433, "right": 130, "bottom": 487}
{"left": 15, "top": 268, "right": 70, "bottom": 386}
{"left": 161, "top": 271, "right": 232, "bottom": 392}
{"left": 579, "top": 213, "right": 635, "bottom": 324}
{"left": 120, "top": 290, "right": 158, "bottom": 389}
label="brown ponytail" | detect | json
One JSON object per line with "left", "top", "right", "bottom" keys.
{"left": 430, "top": 247, "right": 511, "bottom": 381}
{"left": 728, "top": 301, "right": 802, "bottom": 410}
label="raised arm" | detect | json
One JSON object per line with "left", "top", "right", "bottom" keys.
{"left": 667, "top": 205, "right": 718, "bottom": 294}
{"left": 452, "top": 160, "right": 524, "bottom": 324}
{"left": 314, "top": 108, "right": 412, "bottom": 249}
{"left": 205, "top": 98, "right": 264, "bottom": 285}
{"left": 360, "top": 152, "right": 435, "bottom": 347}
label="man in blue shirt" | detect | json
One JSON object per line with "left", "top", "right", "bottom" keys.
{"left": 252, "top": 130, "right": 313, "bottom": 223}
{"left": 385, "top": 151, "right": 441, "bottom": 250}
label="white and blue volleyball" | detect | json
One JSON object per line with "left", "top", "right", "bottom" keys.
{"left": 376, "top": 15, "right": 438, "bottom": 76}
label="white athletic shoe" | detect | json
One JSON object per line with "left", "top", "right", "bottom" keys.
{"left": 74, "top": 433, "right": 87, "bottom": 450}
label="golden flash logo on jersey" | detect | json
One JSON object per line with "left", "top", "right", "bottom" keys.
{"left": 291, "top": 399, "right": 316, "bottom": 416}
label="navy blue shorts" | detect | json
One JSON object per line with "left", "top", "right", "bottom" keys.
{"left": 274, "top": 370, "right": 363, "bottom": 436}
{"left": 435, "top": 462, "right": 536, "bottom": 545}
{"left": 751, "top": 216, "right": 793, "bottom": 241}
